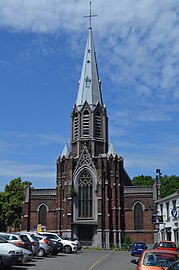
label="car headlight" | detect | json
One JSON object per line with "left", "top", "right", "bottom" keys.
{"left": 8, "top": 251, "right": 15, "bottom": 255}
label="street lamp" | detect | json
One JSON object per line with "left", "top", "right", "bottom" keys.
{"left": 156, "top": 169, "right": 162, "bottom": 199}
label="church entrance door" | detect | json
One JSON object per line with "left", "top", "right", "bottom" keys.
{"left": 78, "top": 225, "right": 93, "bottom": 245}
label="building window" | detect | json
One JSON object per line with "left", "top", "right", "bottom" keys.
{"left": 160, "top": 204, "right": 163, "bottom": 216}
{"left": 78, "top": 170, "right": 93, "bottom": 218}
{"left": 83, "top": 110, "right": 89, "bottom": 137}
{"left": 172, "top": 200, "right": 176, "bottom": 209}
{"left": 74, "top": 112, "right": 78, "bottom": 139}
{"left": 38, "top": 205, "right": 47, "bottom": 226}
{"left": 95, "top": 111, "right": 101, "bottom": 138}
{"left": 134, "top": 203, "right": 143, "bottom": 230}
{"left": 166, "top": 202, "right": 170, "bottom": 220}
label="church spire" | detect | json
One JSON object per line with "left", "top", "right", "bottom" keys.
{"left": 76, "top": 25, "right": 103, "bottom": 110}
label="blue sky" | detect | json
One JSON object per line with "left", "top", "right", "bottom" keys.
{"left": 0, "top": 0, "right": 179, "bottom": 191}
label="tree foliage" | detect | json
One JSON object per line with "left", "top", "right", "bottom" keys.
{"left": 0, "top": 177, "right": 31, "bottom": 231}
{"left": 132, "top": 175, "right": 179, "bottom": 198}
{"left": 132, "top": 175, "right": 155, "bottom": 186}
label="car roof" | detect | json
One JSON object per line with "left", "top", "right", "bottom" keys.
{"left": 159, "top": 240, "right": 176, "bottom": 243}
{"left": 133, "top": 242, "right": 146, "bottom": 244}
{"left": 142, "top": 249, "right": 178, "bottom": 254}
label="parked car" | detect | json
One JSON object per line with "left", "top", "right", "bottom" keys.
{"left": 157, "top": 240, "right": 178, "bottom": 252}
{"left": 31, "top": 233, "right": 52, "bottom": 257}
{"left": 46, "top": 236, "right": 64, "bottom": 254}
{"left": 0, "top": 232, "right": 32, "bottom": 252}
{"left": 20, "top": 248, "right": 33, "bottom": 264}
{"left": 21, "top": 232, "right": 40, "bottom": 256}
{"left": 0, "top": 236, "right": 23, "bottom": 267}
{"left": 63, "top": 237, "right": 82, "bottom": 250}
{"left": 38, "top": 232, "right": 78, "bottom": 253}
{"left": 131, "top": 242, "right": 148, "bottom": 256}
{"left": 131, "top": 249, "right": 178, "bottom": 270}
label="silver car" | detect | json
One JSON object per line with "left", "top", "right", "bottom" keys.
{"left": 31, "top": 233, "right": 52, "bottom": 257}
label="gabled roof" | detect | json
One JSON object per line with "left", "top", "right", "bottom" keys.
{"left": 76, "top": 27, "right": 103, "bottom": 110}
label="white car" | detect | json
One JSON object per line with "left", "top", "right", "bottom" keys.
{"left": 0, "top": 236, "right": 23, "bottom": 267}
{"left": 38, "top": 232, "right": 78, "bottom": 253}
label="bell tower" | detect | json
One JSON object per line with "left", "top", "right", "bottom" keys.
{"left": 71, "top": 26, "right": 108, "bottom": 157}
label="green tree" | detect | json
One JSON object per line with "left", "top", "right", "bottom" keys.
{"left": 160, "top": 175, "right": 179, "bottom": 197}
{"left": 132, "top": 175, "right": 155, "bottom": 186}
{"left": 132, "top": 174, "right": 179, "bottom": 198}
{"left": 0, "top": 177, "right": 31, "bottom": 231}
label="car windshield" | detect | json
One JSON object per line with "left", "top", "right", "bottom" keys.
{"left": 143, "top": 252, "right": 178, "bottom": 267}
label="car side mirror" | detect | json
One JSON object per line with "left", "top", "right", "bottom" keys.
{"left": 131, "top": 259, "right": 138, "bottom": 265}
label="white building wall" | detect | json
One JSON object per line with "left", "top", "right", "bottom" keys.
{"left": 156, "top": 190, "right": 179, "bottom": 247}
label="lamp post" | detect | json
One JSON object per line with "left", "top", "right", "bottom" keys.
{"left": 156, "top": 169, "right": 162, "bottom": 200}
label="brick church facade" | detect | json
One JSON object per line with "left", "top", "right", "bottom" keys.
{"left": 21, "top": 25, "right": 157, "bottom": 247}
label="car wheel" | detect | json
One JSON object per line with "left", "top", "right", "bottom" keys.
{"left": 38, "top": 248, "right": 45, "bottom": 257}
{"left": 64, "top": 245, "right": 72, "bottom": 254}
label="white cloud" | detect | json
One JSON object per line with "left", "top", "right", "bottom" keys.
{"left": 0, "top": 160, "right": 55, "bottom": 190}
{"left": 0, "top": 0, "right": 178, "bottom": 102}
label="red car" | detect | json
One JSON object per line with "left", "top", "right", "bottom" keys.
{"left": 157, "top": 241, "right": 178, "bottom": 252}
{"left": 131, "top": 249, "right": 178, "bottom": 270}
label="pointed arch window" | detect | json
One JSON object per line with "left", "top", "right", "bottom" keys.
{"left": 83, "top": 110, "right": 89, "bottom": 137}
{"left": 74, "top": 112, "right": 78, "bottom": 139}
{"left": 38, "top": 204, "right": 47, "bottom": 226}
{"left": 95, "top": 111, "right": 101, "bottom": 138}
{"left": 78, "top": 170, "right": 93, "bottom": 218}
{"left": 134, "top": 203, "right": 143, "bottom": 230}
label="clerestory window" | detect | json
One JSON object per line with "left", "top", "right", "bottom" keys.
{"left": 134, "top": 203, "right": 143, "bottom": 230}
{"left": 38, "top": 204, "right": 47, "bottom": 226}
{"left": 78, "top": 170, "right": 93, "bottom": 218}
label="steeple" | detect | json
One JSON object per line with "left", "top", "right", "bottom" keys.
{"left": 76, "top": 27, "right": 103, "bottom": 110}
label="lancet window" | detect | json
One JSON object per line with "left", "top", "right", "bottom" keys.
{"left": 134, "top": 203, "right": 143, "bottom": 230}
{"left": 78, "top": 170, "right": 93, "bottom": 218}
{"left": 95, "top": 111, "right": 101, "bottom": 138}
{"left": 38, "top": 204, "right": 47, "bottom": 226}
{"left": 83, "top": 110, "right": 89, "bottom": 136}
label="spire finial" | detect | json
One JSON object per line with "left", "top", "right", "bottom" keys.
{"left": 84, "top": 1, "right": 97, "bottom": 29}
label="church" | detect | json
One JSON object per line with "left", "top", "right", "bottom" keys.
{"left": 21, "top": 23, "right": 157, "bottom": 247}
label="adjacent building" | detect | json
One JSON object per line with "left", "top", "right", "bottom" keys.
{"left": 156, "top": 190, "right": 179, "bottom": 246}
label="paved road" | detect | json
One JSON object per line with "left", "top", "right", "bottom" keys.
{"left": 11, "top": 250, "right": 137, "bottom": 270}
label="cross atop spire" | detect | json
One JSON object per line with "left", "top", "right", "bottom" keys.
{"left": 84, "top": 1, "right": 97, "bottom": 29}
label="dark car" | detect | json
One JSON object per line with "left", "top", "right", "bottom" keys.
{"left": 131, "top": 242, "right": 148, "bottom": 256}
{"left": 46, "top": 237, "right": 63, "bottom": 255}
